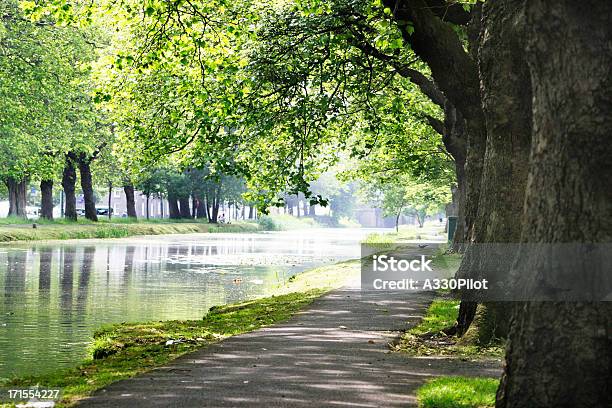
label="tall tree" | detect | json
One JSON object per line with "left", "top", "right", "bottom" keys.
{"left": 61, "top": 154, "right": 78, "bottom": 221}
{"left": 1, "top": 0, "right": 104, "bottom": 219}
{"left": 497, "top": 0, "right": 612, "bottom": 406}
{"left": 39, "top": 179, "right": 54, "bottom": 220}
{"left": 454, "top": 0, "right": 532, "bottom": 339}
{"left": 78, "top": 153, "right": 98, "bottom": 222}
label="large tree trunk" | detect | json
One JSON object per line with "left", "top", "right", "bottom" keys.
{"left": 211, "top": 190, "right": 220, "bottom": 223}
{"left": 497, "top": 1, "right": 612, "bottom": 406}
{"left": 179, "top": 196, "right": 192, "bottom": 219}
{"left": 40, "top": 180, "right": 54, "bottom": 220}
{"left": 62, "top": 154, "right": 77, "bottom": 221}
{"left": 192, "top": 195, "right": 200, "bottom": 218}
{"left": 382, "top": 1, "right": 489, "bottom": 335}
{"left": 145, "top": 195, "right": 150, "bottom": 220}
{"left": 196, "top": 196, "right": 207, "bottom": 219}
{"left": 78, "top": 155, "right": 97, "bottom": 222}
{"left": 455, "top": 0, "right": 532, "bottom": 339}
{"left": 168, "top": 194, "right": 181, "bottom": 219}
{"left": 211, "top": 202, "right": 220, "bottom": 223}
{"left": 5, "top": 177, "right": 28, "bottom": 218}
{"left": 123, "top": 184, "right": 137, "bottom": 219}
{"left": 443, "top": 104, "right": 467, "bottom": 252}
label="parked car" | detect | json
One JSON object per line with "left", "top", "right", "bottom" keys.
{"left": 96, "top": 208, "right": 113, "bottom": 216}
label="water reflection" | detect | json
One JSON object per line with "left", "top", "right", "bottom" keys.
{"left": 38, "top": 248, "right": 52, "bottom": 291}
{"left": 0, "top": 229, "right": 381, "bottom": 379}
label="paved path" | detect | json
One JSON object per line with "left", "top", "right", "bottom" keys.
{"left": 79, "top": 250, "right": 502, "bottom": 407}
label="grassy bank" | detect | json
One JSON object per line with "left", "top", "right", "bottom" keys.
{"left": 256, "top": 214, "right": 322, "bottom": 230}
{"left": 417, "top": 376, "right": 499, "bottom": 408}
{"left": 362, "top": 223, "right": 449, "bottom": 250}
{"left": 2, "top": 259, "right": 360, "bottom": 407}
{"left": 0, "top": 212, "right": 345, "bottom": 243}
{"left": 0, "top": 219, "right": 260, "bottom": 243}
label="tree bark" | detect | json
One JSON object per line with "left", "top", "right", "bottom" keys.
{"left": 168, "top": 194, "right": 181, "bottom": 219}
{"left": 77, "top": 155, "right": 97, "bottom": 222}
{"left": 455, "top": 0, "right": 532, "bottom": 339}
{"left": 192, "top": 195, "right": 200, "bottom": 218}
{"left": 124, "top": 184, "right": 137, "bottom": 218}
{"left": 210, "top": 188, "right": 221, "bottom": 223}
{"left": 196, "top": 196, "right": 207, "bottom": 219}
{"left": 497, "top": 1, "right": 612, "bottom": 406}
{"left": 179, "top": 196, "right": 192, "bottom": 218}
{"left": 145, "top": 195, "right": 150, "bottom": 220}
{"left": 5, "top": 177, "right": 28, "bottom": 218}
{"left": 443, "top": 103, "right": 467, "bottom": 252}
{"left": 40, "top": 180, "right": 54, "bottom": 220}
{"left": 107, "top": 183, "right": 113, "bottom": 220}
{"left": 62, "top": 154, "right": 77, "bottom": 221}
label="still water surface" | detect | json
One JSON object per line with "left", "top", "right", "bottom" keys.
{"left": 0, "top": 228, "right": 383, "bottom": 380}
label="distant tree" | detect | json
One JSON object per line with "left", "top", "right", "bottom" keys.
{"left": 361, "top": 175, "right": 449, "bottom": 231}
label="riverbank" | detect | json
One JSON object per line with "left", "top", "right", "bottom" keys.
{"left": 71, "top": 243, "right": 501, "bottom": 408}
{"left": 0, "top": 219, "right": 259, "bottom": 243}
{"left": 0, "top": 214, "right": 331, "bottom": 243}
{"left": 2, "top": 259, "right": 360, "bottom": 407}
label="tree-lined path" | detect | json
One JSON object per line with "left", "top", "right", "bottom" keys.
{"left": 78, "top": 247, "right": 501, "bottom": 407}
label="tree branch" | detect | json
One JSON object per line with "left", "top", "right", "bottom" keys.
{"left": 348, "top": 36, "right": 447, "bottom": 108}
{"left": 425, "top": 114, "right": 444, "bottom": 134}
{"left": 383, "top": 0, "right": 481, "bottom": 123}
{"left": 424, "top": 0, "right": 471, "bottom": 25}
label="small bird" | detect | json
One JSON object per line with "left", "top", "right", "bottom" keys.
{"left": 418, "top": 244, "right": 428, "bottom": 249}
{"left": 232, "top": 278, "right": 243, "bottom": 284}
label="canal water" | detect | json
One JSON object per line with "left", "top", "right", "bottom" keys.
{"left": 0, "top": 228, "right": 384, "bottom": 380}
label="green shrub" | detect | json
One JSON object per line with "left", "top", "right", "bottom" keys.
{"left": 257, "top": 215, "right": 280, "bottom": 231}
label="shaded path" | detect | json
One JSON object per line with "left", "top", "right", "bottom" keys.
{"left": 79, "top": 250, "right": 501, "bottom": 407}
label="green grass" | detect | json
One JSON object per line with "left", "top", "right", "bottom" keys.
{"left": 394, "top": 297, "right": 504, "bottom": 358}
{"left": 409, "top": 299, "right": 460, "bottom": 336}
{"left": 417, "top": 376, "right": 499, "bottom": 408}
{"left": 0, "top": 220, "right": 260, "bottom": 242}
{"left": 2, "top": 259, "right": 360, "bottom": 407}
{"left": 364, "top": 225, "right": 419, "bottom": 242}
{"left": 256, "top": 214, "right": 321, "bottom": 230}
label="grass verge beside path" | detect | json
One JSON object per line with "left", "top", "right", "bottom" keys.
{"left": 417, "top": 376, "right": 499, "bottom": 408}
{"left": 392, "top": 297, "right": 504, "bottom": 358}
{"left": 0, "top": 220, "right": 260, "bottom": 243}
{"left": 2, "top": 259, "right": 360, "bottom": 407}
{"left": 383, "top": 247, "right": 502, "bottom": 358}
